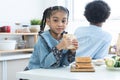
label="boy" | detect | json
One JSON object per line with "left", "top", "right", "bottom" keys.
{"left": 74, "top": 0, "right": 112, "bottom": 59}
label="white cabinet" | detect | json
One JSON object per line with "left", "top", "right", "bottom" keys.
{"left": 0, "top": 33, "right": 38, "bottom": 80}
{"left": 0, "top": 54, "right": 31, "bottom": 80}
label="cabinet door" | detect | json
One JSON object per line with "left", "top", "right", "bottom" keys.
{"left": 7, "top": 58, "right": 29, "bottom": 80}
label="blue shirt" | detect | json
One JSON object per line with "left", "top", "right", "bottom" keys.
{"left": 74, "top": 25, "right": 112, "bottom": 59}
{"left": 28, "top": 30, "right": 75, "bottom": 69}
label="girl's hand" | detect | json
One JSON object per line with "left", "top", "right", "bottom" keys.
{"left": 70, "top": 39, "right": 79, "bottom": 53}
{"left": 56, "top": 36, "right": 72, "bottom": 50}
{"left": 56, "top": 34, "right": 78, "bottom": 51}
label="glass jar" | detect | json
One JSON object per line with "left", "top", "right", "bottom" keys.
{"left": 17, "top": 39, "right": 26, "bottom": 49}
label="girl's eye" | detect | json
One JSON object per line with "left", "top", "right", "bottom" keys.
{"left": 62, "top": 20, "right": 67, "bottom": 23}
{"left": 53, "top": 19, "right": 67, "bottom": 23}
{"left": 53, "top": 19, "right": 59, "bottom": 22}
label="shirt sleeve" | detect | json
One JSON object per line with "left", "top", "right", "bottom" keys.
{"left": 50, "top": 47, "right": 62, "bottom": 68}
{"left": 52, "top": 47, "right": 76, "bottom": 67}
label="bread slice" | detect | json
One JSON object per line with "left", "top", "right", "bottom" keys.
{"left": 63, "top": 34, "right": 77, "bottom": 49}
{"left": 75, "top": 57, "right": 91, "bottom": 63}
{"left": 75, "top": 62, "right": 93, "bottom": 69}
{"left": 71, "top": 66, "right": 95, "bottom": 72}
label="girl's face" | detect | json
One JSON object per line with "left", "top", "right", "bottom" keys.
{"left": 46, "top": 11, "right": 68, "bottom": 36}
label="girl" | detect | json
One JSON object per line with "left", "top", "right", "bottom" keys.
{"left": 27, "top": 6, "right": 78, "bottom": 69}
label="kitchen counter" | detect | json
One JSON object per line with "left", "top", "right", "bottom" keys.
{"left": 0, "top": 53, "right": 31, "bottom": 80}
{"left": 0, "top": 53, "right": 31, "bottom": 61}
{"left": 16, "top": 64, "right": 120, "bottom": 80}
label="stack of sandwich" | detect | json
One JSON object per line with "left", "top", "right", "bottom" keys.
{"left": 71, "top": 57, "right": 95, "bottom": 72}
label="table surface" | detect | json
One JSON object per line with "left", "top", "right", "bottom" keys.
{"left": 16, "top": 64, "right": 120, "bottom": 80}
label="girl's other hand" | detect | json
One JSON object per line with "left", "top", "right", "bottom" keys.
{"left": 56, "top": 34, "right": 78, "bottom": 51}
{"left": 56, "top": 36, "right": 72, "bottom": 50}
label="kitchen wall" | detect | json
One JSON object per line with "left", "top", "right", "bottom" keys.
{"left": 0, "top": 0, "right": 57, "bottom": 27}
{"left": 0, "top": 0, "right": 41, "bottom": 26}
{"left": 0, "top": 0, "right": 58, "bottom": 40}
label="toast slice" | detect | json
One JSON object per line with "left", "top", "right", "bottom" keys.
{"left": 75, "top": 57, "right": 91, "bottom": 63}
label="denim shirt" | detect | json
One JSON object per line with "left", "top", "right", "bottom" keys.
{"left": 74, "top": 25, "right": 112, "bottom": 59}
{"left": 28, "top": 30, "right": 75, "bottom": 69}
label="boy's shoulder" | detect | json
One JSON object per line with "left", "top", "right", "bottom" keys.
{"left": 75, "top": 26, "right": 89, "bottom": 32}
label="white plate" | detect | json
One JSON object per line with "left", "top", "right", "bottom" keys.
{"left": 92, "top": 59, "right": 105, "bottom": 66}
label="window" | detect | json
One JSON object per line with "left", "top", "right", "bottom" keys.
{"left": 69, "top": 0, "right": 120, "bottom": 20}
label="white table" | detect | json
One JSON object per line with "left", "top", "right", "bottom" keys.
{"left": 16, "top": 65, "right": 120, "bottom": 80}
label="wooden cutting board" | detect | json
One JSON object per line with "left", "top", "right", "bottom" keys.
{"left": 70, "top": 66, "right": 95, "bottom": 72}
